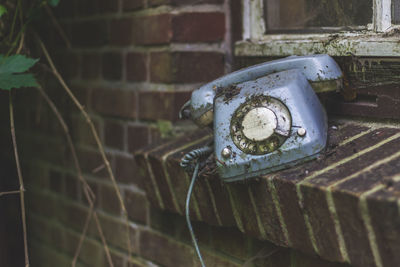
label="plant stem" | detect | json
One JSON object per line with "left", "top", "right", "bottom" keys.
{"left": 37, "top": 36, "right": 132, "bottom": 259}
{"left": 36, "top": 85, "right": 114, "bottom": 267}
{"left": 9, "top": 91, "right": 30, "bottom": 267}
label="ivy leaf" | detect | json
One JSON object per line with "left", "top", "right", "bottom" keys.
{"left": 0, "top": 55, "right": 39, "bottom": 90}
{"left": 0, "top": 5, "right": 7, "bottom": 18}
{"left": 48, "top": 0, "right": 60, "bottom": 7}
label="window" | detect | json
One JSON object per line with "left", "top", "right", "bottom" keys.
{"left": 237, "top": 0, "right": 400, "bottom": 57}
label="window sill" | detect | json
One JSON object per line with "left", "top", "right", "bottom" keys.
{"left": 235, "top": 30, "right": 400, "bottom": 57}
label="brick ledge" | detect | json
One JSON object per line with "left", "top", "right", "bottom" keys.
{"left": 134, "top": 121, "right": 400, "bottom": 267}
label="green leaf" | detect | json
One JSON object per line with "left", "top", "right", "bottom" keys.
{"left": 0, "top": 55, "right": 39, "bottom": 74}
{"left": 0, "top": 55, "right": 39, "bottom": 90}
{"left": 0, "top": 5, "right": 7, "bottom": 18}
{"left": 48, "top": 0, "right": 60, "bottom": 7}
{"left": 0, "top": 73, "right": 38, "bottom": 90}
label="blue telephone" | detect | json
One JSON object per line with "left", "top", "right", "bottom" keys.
{"left": 180, "top": 55, "right": 343, "bottom": 182}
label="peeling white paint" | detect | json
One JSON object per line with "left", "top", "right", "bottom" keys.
{"left": 241, "top": 0, "right": 400, "bottom": 56}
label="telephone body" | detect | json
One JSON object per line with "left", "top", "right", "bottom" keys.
{"left": 181, "top": 55, "right": 343, "bottom": 182}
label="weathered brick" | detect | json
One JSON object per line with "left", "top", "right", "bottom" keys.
{"left": 54, "top": 52, "right": 80, "bottom": 80}
{"left": 71, "top": 20, "right": 108, "bottom": 47}
{"left": 126, "top": 52, "right": 147, "bottom": 82}
{"left": 172, "top": 12, "right": 225, "bottom": 42}
{"left": 99, "top": 183, "right": 122, "bottom": 215}
{"left": 110, "top": 18, "right": 134, "bottom": 46}
{"left": 139, "top": 230, "right": 195, "bottom": 266}
{"left": 332, "top": 191, "right": 375, "bottom": 267}
{"left": 125, "top": 190, "right": 148, "bottom": 224}
{"left": 77, "top": 149, "right": 111, "bottom": 177}
{"left": 91, "top": 88, "right": 137, "bottom": 118}
{"left": 75, "top": 0, "right": 99, "bottom": 16}
{"left": 49, "top": 170, "right": 64, "bottom": 194}
{"left": 150, "top": 52, "right": 225, "bottom": 83}
{"left": 102, "top": 52, "right": 123, "bottom": 80}
{"left": 98, "top": 0, "right": 119, "bottom": 13}
{"left": 104, "top": 120, "right": 124, "bottom": 150}
{"left": 300, "top": 185, "right": 343, "bottom": 262}
{"left": 127, "top": 124, "right": 152, "bottom": 153}
{"left": 64, "top": 174, "right": 79, "bottom": 200}
{"left": 133, "top": 14, "right": 172, "bottom": 45}
{"left": 91, "top": 214, "right": 138, "bottom": 252}
{"left": 81, "top": 53, "right": 102, "bottom": 79}
{"left": 114, "top": 154, "right": 139, "bottom": 184}
{"left": 137, "top": 90, "right": 191, "bottom": 121}
{"left": 149, "top": 0, "right": 223, "bottom": 6}
{"left": 249, "top": 178, "right": 288, "bottom": 246}
{"left": 123, "top": 0, "right": 145, "bottom": 11}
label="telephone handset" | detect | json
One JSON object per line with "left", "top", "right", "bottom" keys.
{"left": 180, "top": 55, "right": 343, "bottom": 182}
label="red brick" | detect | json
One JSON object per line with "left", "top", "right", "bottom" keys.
{"left": 81, "top": 53, "right": 102, "bottom": 79}
{"left": 102, "top": 52, "right": 123, "bottom": 80}
{"left": 172, "top": 12, "right": 225, "bottom": 42}
{"left": 49, "top": 170, "right": 64, "bottom": 194}
{"left": 115, "top": 155, "right": 139, "bottom": 184}
{"left": 139, "top": 230, "right": 195, "bottom": 266}
{"left": 126, "top": 52, "right": 147, "bottom": 82}
{"left": 71, "top": 114, "right": 102, "bottom": 146}
{"left": 149, "top": 52, "right": 173, "bottom": 83}
{"left": 123, "top": 0, "right": 145, "bottom": 11}
{"left": 53, "top": 0, "right": 75, "bottom": 18}
{"left": 64, "top": 174, "right": 79, "bottom": 200}
{"left": 133, "top": 14, "right": 172, "bottom": 45}
{"left": 75, "top": 0, "right": 99, "bottom": 16}
{"left": 99, "top": 183, "right": 122, "bottom": 214}
{"left": 127, "top": 124, "right": 152, "bottom": 152}
{"left": 137, "top": 90, "right": 191, "bottom": 121}
{"left": 98, "top": 0, "right": 119, "bottom": 13}
{"left": 125, "top": 190, "right": 148, "bottom": 224}
{"left": 149, "top": 0, "right": 223, "bottom": 6}
{"left": 54, "top": 52, "right": 80, "bottom": 80}
{"left": 71, "top": 20, "right": 108, "bottom": 47}
{"left": 77, "top": 149, "right": 111, "bottom": 177}
{"left": 110, "top": 18, "right": 134, "bottom": 46}
{"left": 150, "top": 52, "right": 225, "bottom": 83}
{"left": 104, "top": 120, "right": 124, "bottom": 150}
{"left": 91, "top": 88, "right": 137, "bottom": 118}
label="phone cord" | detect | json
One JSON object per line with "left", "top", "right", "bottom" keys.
{"left": 181, "top": 146, "right": 213, "bottom": 267}
{"left": 186, "top": 161, "right": 206, "bottom": 267}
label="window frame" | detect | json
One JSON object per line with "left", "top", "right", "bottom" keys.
{"left": 237, "top": 0, "right": 400, "bottom": 57}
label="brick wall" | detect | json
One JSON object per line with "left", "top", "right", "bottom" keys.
{"left": 0, "top": 0, "right": 353, "bottom": 266}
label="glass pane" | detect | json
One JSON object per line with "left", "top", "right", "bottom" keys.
{"left": 264, "top": 0, "right": 372, "bottom": 33}
{"left": 393, "top": 0, "right": 400, "bottom": 24}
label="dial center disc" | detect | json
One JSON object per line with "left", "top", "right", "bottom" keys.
{"left": 241, "top": 107, "right": 277, "bottom": 141}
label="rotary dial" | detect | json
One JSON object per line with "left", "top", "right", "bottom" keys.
{"left": 230, "top": 96, "right": 291, "bottom": 155}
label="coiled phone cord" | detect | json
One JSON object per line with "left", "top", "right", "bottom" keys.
{"left": 181, "top": 145, "right": 213, "bottom": 267}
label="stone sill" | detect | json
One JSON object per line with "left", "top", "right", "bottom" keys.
{"left": 134, "top": 121, "right": 400, "bottom": 267}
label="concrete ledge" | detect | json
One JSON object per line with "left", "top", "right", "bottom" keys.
{"left": 134, "top": 121, "right": 400, "bottom": 267}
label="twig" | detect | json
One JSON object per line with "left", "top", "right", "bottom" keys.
{"left": 36, "top": 36, "right": 132, "bottom": 259}
{"left": 0, "top": 190, "right": 23, "bottom": 197}
{"left": 44, "top": 5, "right": 71, "bottom": 49}
{"left": 9, "top": 92, "right": 30, "bottom": 267}
{"left": 36, "top": 85, "right": 114, "bottom": 267}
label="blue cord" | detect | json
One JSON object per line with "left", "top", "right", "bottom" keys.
{"left": 185, "top": 161, "right": 206, "bottom": 267}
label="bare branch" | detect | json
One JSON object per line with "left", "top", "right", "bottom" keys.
{"left": 36, "top": 85, "right": 114, "bottom": 267}
{"left": 9, "top": 92, "right": 30, "bottom": 267}
{"left": 36, "top": 36, "right": 132, "bottom": 258}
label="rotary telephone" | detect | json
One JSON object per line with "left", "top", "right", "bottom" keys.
{"left": 180, "top": 55, "right": 343, "bottom": 182}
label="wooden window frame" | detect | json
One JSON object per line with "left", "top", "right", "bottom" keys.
{"left": 236, "top": 0, "right": 400, "bottom": 57}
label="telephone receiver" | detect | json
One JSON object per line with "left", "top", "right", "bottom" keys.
{"left": 180, "top": 55, "right": 343, "bottom": 182}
